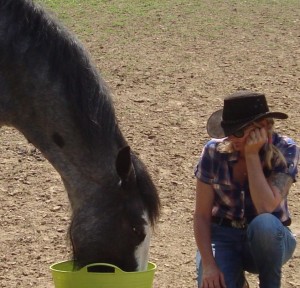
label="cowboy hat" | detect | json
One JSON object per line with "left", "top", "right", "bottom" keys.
{"left": 206, "top": 90, "right": 288, "bottom": 138}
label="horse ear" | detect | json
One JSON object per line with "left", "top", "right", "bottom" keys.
{"left": 116, "top": 146, "right": 134, "bottom": 182}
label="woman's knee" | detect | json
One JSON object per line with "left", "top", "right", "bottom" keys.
{"left": 247, "top": 213, "right": 284, "bottom": 245}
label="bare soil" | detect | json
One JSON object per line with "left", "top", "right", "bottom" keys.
{"left": 1, "top": 1, "right": 300, "bottom": 287}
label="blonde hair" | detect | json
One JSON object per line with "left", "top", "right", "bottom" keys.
{"left": 217, "top": 118, "right": 287, "bottom": 170}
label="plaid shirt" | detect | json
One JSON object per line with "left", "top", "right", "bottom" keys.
{"left": 194, "top": 133, "right": 299, "bottom": 223}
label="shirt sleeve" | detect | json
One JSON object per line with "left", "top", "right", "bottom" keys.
{"left": 284, "top": 142, "right": 299, "bottom": 181}
{"left": 194, "top": 141, "right": 216, "bottom": 184}
{"left": 274, "top": 139, "right": 299, "bottom": 182}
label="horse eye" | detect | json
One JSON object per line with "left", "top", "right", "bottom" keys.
{"left": 132, "top": 226, "right": 146, "bottom": 242}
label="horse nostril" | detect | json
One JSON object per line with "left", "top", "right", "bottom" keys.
{"left": 52, "top": 132, "right": 65, "bottom": 148}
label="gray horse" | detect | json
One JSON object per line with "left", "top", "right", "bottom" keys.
{"left": 0, "top": 0, "right": 160, "bottom": 271}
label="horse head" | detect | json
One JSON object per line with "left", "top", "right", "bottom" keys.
{"left": 69, "top": 145, "right": 160, "bottom": 271}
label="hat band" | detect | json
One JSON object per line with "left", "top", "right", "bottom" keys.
{"left": 221, "top": 113, "right": 266, "bottom": 126}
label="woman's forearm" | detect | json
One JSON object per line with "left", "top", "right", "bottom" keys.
{"left": 245, "top": 153, "right": 278, "bottom": 213}
{"left": 194, "top": 214, "right": 215, "bottom": 267}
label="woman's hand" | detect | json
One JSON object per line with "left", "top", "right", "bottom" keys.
{"left": 200, "top": 263, "right": 226, "bottom": 288}
{"left": 245, "top": 127, "right": 267, "bottom": 155}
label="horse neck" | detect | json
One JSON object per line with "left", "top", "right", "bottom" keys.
{"left": 10, "top": 98, "right": 126, "bottom": 208}
{"left": 0, "top": 0, "right": 128, "bottom": 208}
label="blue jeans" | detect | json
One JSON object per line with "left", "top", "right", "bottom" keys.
{"left": 196, "top": 214, "right": 296, "bottom": 288}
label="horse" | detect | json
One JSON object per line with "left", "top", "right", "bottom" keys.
{"left": 0, "top": 0, "right": 160, "bottom": 272}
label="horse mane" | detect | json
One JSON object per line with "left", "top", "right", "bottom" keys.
{"left": 132, "top": 154, "right": 160, "bottom": 226}
{"left": 0, "top": 0, "right": 119, "bottom": 146}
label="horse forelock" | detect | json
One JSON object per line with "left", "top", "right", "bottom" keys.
{"left": 0, "top": 0, "right": 118, "bottom": 145}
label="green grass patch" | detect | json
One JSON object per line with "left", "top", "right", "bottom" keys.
{"left": 36, "top": 0, "right": 300, "bottom": 43}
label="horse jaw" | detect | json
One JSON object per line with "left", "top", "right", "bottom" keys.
{"left": 134, "top": 211, "right": 151, "bottom": 271}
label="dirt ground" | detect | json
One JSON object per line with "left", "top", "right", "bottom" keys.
{"left": 1, "top": 1, "right": 300, "bottom": 287}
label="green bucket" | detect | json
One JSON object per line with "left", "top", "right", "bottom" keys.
{"left": 50, "top": 261, "right": 156, "bottom": 288}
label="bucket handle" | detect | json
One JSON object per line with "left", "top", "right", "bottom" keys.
{"left": 81, "top": 263, "right": 124, "bottom": 274}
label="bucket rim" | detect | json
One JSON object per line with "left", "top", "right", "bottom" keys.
{"left": 50, "top": 261, "right": 157, "bottom": 274}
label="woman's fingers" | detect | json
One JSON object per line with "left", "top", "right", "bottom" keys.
{"left": 245, "top": 127, "right": 268, "bottom": 153}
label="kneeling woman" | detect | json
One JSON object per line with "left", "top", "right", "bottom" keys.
{"left": 194, "top": 91, "right": 299, "bottom": 288}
